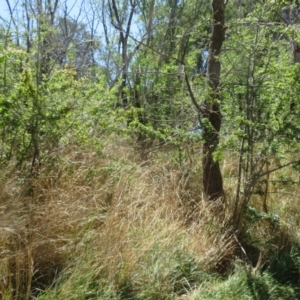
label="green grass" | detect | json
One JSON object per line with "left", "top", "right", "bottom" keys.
{"left": 193, "top": 264, "right": 298, "bottom": 300}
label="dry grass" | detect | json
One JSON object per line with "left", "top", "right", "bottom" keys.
{"left": 1, "top": 136, "right": 300, "bottom": 299}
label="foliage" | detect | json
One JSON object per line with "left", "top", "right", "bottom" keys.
{"left": 1, "top": 0, "right": 300, "bottom": 299}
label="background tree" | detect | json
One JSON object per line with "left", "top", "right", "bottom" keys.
{"left": 0, "top": 0, "right": 100, "bottom": 172}
{"left": 218, "top": 0, "right": 300, "bottom": 229}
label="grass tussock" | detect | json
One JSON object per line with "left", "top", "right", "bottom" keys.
{"left": 0, "top": 136, "right": 300, "bottom": 299}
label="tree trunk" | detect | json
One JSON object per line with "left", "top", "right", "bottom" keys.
{"left": 202, "top": 0, "right": 226, "bottom": 200}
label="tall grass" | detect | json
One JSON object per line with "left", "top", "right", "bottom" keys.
{"left": 0, "top": 136, "right": 300, "bottom": 299}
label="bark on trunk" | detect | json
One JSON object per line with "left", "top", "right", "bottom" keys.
{"left": 202, "top": 0, "right": 226, "bottom": 200}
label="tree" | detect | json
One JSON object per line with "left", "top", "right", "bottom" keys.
{"left": 51, "top": 16, "right": 97, "bottom": 78}
{"left": 201, "top": 0, "right": 226, "bottom": 200}
{"left": 0, "top": 0, "right": 97, "bottom": 172}
{"left": 107, "top": 0, "right": 138, "bottom": 107}
{"left": 219, "top": 0, "right": 300, "bottom": 229}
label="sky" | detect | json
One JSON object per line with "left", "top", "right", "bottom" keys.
{"left": 0, "top": 0, "right": 91, "bottom": 28}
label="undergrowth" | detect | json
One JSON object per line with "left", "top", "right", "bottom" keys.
{"left": 0, "top": 135, "right": 300, "bottom": 299}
